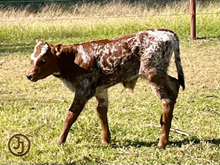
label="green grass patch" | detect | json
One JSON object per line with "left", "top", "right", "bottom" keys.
{"left": 1, "top": 1, "right": 220, "bottom": 47}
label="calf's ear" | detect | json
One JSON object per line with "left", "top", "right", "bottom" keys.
{"left": 54, "top": 44, "right": 63, "bottom": 56}
{"left": 50, "top": 44, "right": 63, "bottom": 56}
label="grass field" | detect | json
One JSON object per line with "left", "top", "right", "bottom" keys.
{"left": 0, "top": 1, "right": 220, "bottom": 164}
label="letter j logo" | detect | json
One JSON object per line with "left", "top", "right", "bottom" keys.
{"left": 8, "top": 134, "right": 30, "bottom": 156}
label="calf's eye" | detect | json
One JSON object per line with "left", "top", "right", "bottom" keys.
{"left": 40, "top": 58, "right": 46, "bottom": 64}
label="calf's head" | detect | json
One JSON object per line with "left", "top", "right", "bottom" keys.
{"left": 26, "top": 41, "right": 60, "bottom": 82}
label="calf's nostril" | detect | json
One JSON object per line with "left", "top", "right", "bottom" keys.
{"left": 26, "top": 75, "right": 32, "bottom": 80}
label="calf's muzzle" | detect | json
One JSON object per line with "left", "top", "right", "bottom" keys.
{"left": 26, "top": 74, "right": 33, "bottom": 80}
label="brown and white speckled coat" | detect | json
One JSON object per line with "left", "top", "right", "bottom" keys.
{"left": 27, "top": 29, "right": 185, "bottom": 149}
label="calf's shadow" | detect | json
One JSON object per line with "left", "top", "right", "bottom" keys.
{"left": 110, "top": 136, "right": 220, "bottom": 149}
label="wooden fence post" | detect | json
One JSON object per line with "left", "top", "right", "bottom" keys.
{"left": 190, "top": 0, "right": 196, "bottom": 40}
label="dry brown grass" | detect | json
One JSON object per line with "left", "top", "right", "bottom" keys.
{"left": 0, "top": 1, "right": 218, "bottom": 21}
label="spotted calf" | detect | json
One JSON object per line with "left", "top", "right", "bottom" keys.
{"left": 26, "top": 29, "right": 185, "bottom": 149}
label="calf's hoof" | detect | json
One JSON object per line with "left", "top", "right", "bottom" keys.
{"left": 157, "top": 140, "right": 167, "bottom": 150}
{"left": 57, "top": 137, "right": 66, "bottom": 146}
{"left": 102, "top": 140, "right": 110, "bottom": 145}
{"left": 102, "top": 136, "right": 111, "bottom": 145}
{"left": 157, "top": 145, "right": 166, "bottom": 150}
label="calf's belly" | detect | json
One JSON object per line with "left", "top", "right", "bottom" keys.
{"left": 98, "top": 59, "right": 140, "bottom": 87}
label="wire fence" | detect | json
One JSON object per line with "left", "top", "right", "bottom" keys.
{"left": 0, "top": 12, "right": 219, "bottom": 23}
{"left": 0, "top": 0, "right": 72, "bottom": 2}
{"left": 0, "top": 0, "right": 81, "bottom": 4}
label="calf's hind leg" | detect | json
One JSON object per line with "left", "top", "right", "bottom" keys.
{"left": 150, "top": 75, "right": 180, "bottom": 149}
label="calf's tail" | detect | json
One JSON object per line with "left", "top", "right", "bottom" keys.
{"left": 173, "top": 34, "right": 185, "bottom": 90}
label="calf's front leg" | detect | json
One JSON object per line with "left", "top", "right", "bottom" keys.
{"left": 95, "top": 89, "right": 111, "bottom": 144}
{"left": 57, "top": 84, "right": 96, "bottom": 145}
{"left": 57, "top": 100, "right": 86, "bottom": 145}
